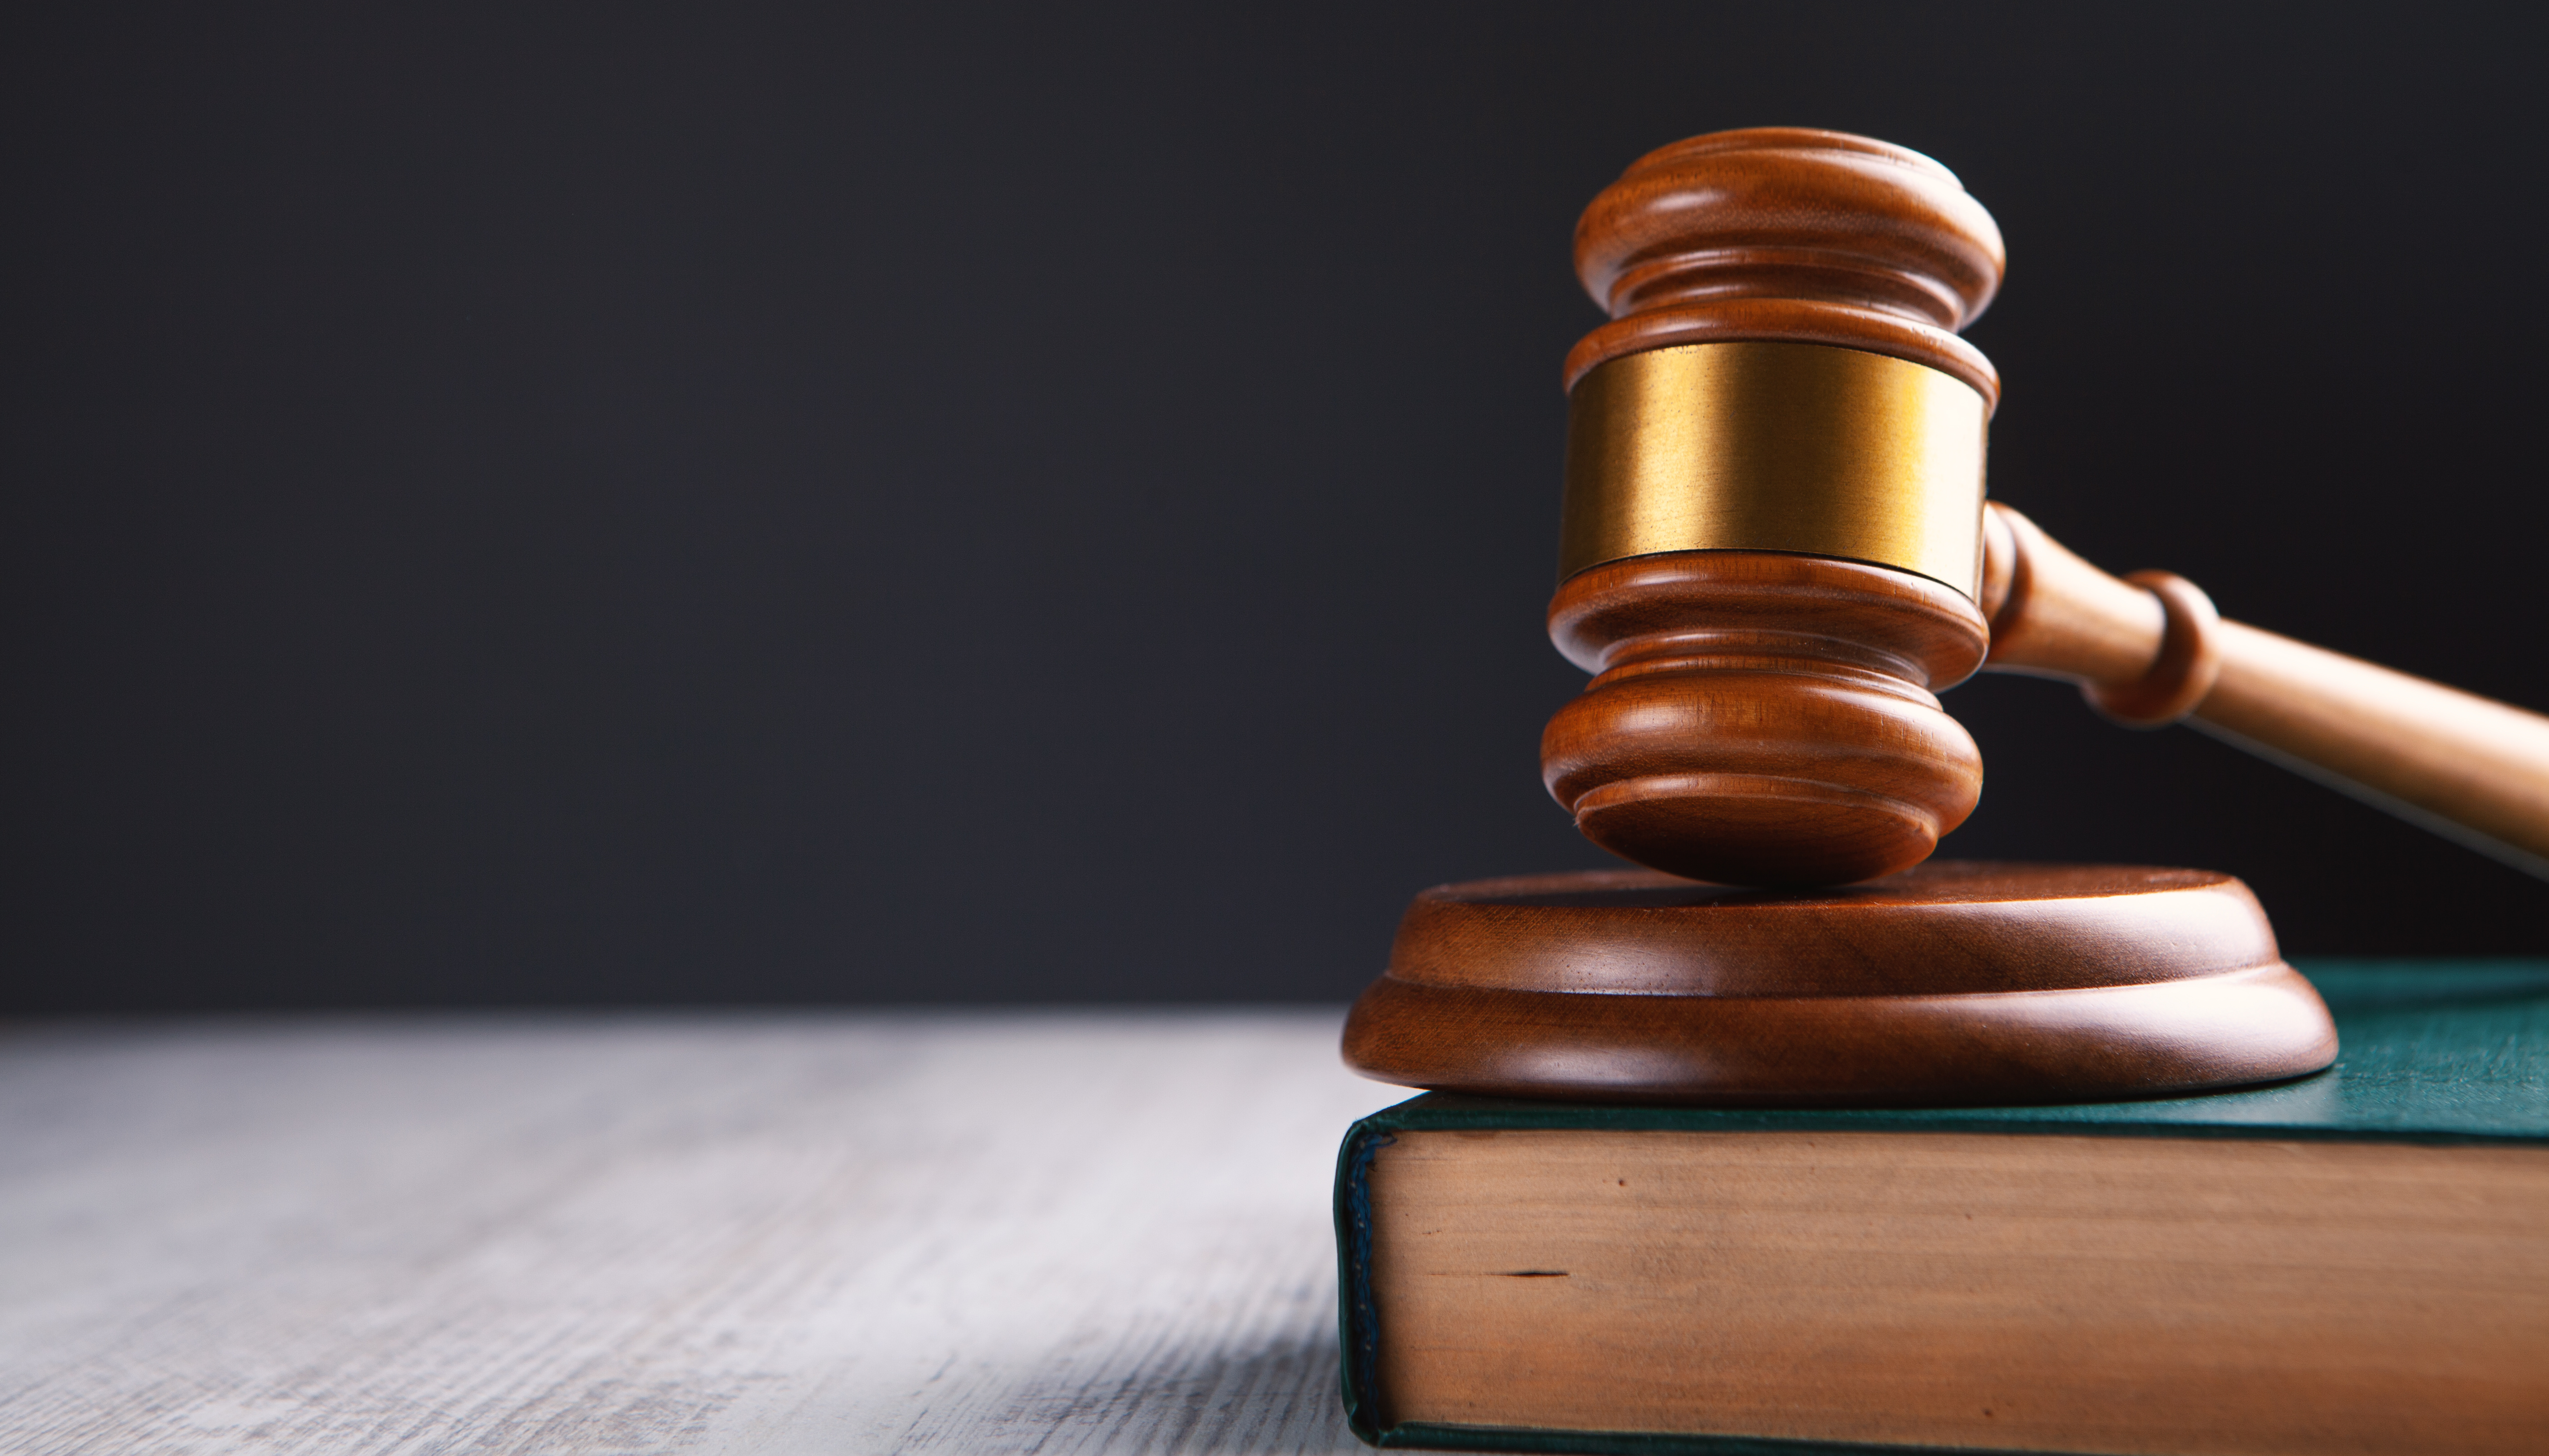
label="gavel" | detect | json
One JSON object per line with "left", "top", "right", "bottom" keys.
{"left": 1542, "top": 127, "right": 2549, "bottom": 887}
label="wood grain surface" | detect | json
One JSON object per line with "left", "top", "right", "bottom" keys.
{"left": 1564, "top": 128, "right": 2004, "bottom": 403}
{"left": 1981, "top": 501, "right": 2549, "bottom": 877}
{"left": 0, "top": 1013, "right": 1404, "bottom": 1455}
{"left": 1341, "top": 865, "right": 2338, "bottom": 1106}
{"left": 1548, "top": 129, "right": 2549, "bottom": 890}
{"left": 1544, "top": 127, "right": 2007, "bottom": 888}
{"left": 1540, "top": 551, "right": 1989, "bottom": 885}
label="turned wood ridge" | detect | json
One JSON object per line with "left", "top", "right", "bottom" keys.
{"left": 1545, "top": 128, "right": 2549, "bottom": 886}
{"left": 1341, "top": 864, "right": 2337, "bottom": 1106}
{"left": 1983, "top": 504, "right": 2549, "bottom": 880}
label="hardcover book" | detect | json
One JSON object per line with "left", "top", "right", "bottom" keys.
{"left": 1334, "top": 963, "right": 2549, "bottom": 1456}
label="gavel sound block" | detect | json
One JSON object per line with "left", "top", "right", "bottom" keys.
{"left": 1344, "top": 128, "right": 2549, "bottom": 1105}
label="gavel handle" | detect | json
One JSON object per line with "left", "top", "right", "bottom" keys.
{"left": 1979, "top": 502, "right": 2549, "bottom": 878}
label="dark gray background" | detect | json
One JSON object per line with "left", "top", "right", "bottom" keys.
{"left": 8, "top": 4, "right": 2546, "bottom": 1011}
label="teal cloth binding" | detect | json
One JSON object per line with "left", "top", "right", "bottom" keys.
{"left": 1332, "top": 960, "right": 2549, "bottom": 1455}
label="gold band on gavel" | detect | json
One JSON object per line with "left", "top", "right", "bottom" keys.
{"left": 1560, "top": 341, "right": 1990, "bottom": 597}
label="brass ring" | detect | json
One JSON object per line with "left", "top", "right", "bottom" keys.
{"left": 2085, "top": 571, "right": 2222, "bottom": 727}
{"left": 1560, "top": 340, "right": 1990, "bottom": 596}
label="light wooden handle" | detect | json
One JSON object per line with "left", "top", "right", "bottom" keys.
{"left": 1979, "top": 502, "right": 2549, "bottom": 877}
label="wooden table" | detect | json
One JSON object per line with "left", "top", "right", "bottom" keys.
{"left": 0, "top": 1011, "right": 1408, "bottom": 1453}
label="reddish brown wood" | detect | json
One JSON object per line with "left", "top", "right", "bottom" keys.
{"left": 1543, "top": 128, "right": 2008, "bottom": 888}
{"left": 2086, "top": 570, "right": 2223, "bottom": 724}
{"left": 1980, "top": 501, "right": 2178, "bottom": 696}
{"left": 1341, "top": 864, "right": 2337, "bottom": 1106}
{"left": 1542, "top": 550, "right": 1988, "bottom": 886}
{"left": 1548, "top": 131, "right": 2549, "bottom": 885}
{"left": 1566, "top": 128, "right": 2005, "bottom": 405}
{"left": 1461, "top": 128, "right": 2381, "bottom": 1110}
{"left": 1983, "top": 501, "right": 2549, "bottom": 873}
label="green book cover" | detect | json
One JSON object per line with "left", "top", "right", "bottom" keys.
{"left": 1333, "top": 962, "right": 2549, "bottom": 1456}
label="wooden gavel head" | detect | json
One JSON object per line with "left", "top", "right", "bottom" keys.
{"left": 1541, "top": 128, "right": 2008, "bottom": 886}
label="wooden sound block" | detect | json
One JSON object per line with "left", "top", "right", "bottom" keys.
{"left": 1341, "top": 862, "right": 2338, "bottom": 1107}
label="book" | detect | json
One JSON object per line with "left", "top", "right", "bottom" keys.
{"left": 1334, "top": 962, "right": 2549, "bottom": 1456}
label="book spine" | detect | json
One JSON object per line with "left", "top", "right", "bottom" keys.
{"left": 1334, "top": 1116, "right": 1393, "bottom": 1445}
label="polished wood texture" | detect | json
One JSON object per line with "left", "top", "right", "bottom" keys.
{"left": 1545, "top": 128, "right": 2008, "bottom": 887}
{"left": 0, "top": 1013, "right": 1403, "bottom": 1455}
{"left": 1566, "top": 128, "right": 2004, "bottom": 405}
{"left": 1341, "top": 865, "right": 2337, "bottom": 1105}
{"left": 1452, "top": 127, "right": 2426, "bottom": 1108}
{"left": 1549, "top": 126, "right": 2549, "bottom": 887}
{"left": 1542, "top": 552, "right": 1988, "bottom": 885}
{"left": 1368, "top": 1130, "right": 2549, "bottom": 1453}
{"left": 1983, "top": 501, "right": 2549, "bottom": 876}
